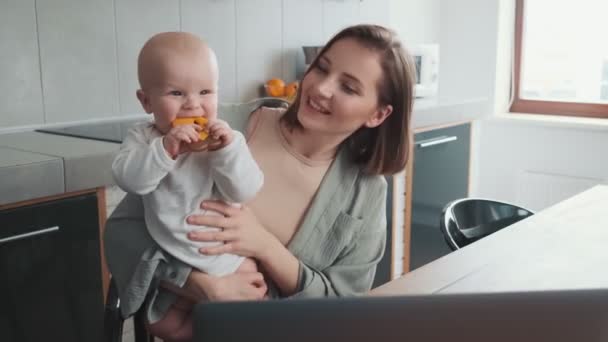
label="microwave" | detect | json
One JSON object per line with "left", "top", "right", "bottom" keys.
{"left": 410, "top": 44, "right": 439, "bottom": 98}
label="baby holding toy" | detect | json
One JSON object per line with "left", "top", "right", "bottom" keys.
{"left": 112, "top": 31, "right": 264, "bottom": 340}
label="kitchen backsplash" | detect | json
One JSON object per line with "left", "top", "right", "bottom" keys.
{"left": 0, "top": 0, "right": 389, "bottom": 130}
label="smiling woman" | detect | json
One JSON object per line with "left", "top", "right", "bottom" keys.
{"left": 104, "top": 24, "right": 417, "bottom": 341}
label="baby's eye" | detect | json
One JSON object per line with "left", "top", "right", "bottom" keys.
{"left": 200, "top": 89, "right": 212, "bottom": 95}
{"left": 169, "top": 90, "right": 183, "bottom": 96}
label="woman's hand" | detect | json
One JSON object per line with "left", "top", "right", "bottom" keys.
{"left": 187, "top": 200, "right": 302, "bottom": 296}
{"left": 186, "top": 201, "right": 277, "bottom": 261}
{"left": 183, "top": 270, "right": 267, "bottom": 302}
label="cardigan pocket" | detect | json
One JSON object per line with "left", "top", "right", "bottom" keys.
{"left": 311, "top": 211, "right": 364, "bottom": 269}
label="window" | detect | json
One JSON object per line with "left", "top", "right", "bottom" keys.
{"left": 511, "top": 0, "right": 608, "bottom": 118}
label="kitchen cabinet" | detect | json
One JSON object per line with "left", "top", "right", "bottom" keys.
{"left": 372, "top": 176, "right": 394, "bottom": 288}
{"left": 408, "top": 122, "right": 471, "bottom": 271}
{"left": 0, "top": 191, "right": 105, "bottom": 342}
{"left": 377, "top": 122, "right": 471, "bottom": 282}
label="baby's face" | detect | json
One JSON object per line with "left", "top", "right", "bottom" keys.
{"left": 143, "top": 54, "right": 218, "bottom": 134}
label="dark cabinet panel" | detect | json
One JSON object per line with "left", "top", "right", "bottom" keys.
{"left": 373, "top": 176, "right": 393, "bottom": 288}
{"left": 0, "top": 194, "right": 103, "bottom": 342}
{"left": 410, "top": 123, "right": 470, "bottom": 270}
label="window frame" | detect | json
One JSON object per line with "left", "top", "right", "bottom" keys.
{"left": 510, "top": 0, "right": 608, "bottom": 118}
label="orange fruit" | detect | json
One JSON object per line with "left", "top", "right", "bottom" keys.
{"left": 265, "top": 78, "right": 285, "bottom": 97}
{"left": 284, "top": 81, "right": 299, "bottom": 98}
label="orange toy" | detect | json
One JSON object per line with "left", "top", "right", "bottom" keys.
{"left": 265, "top": 78, "right": 285, "bottom": 97}
{"left": 172, "top": 117, "right": 209, "bottom": 141}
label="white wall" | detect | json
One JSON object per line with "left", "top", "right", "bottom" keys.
{"left": 437, "top": 0, "right": 499, "bottom": 106}
{"left": 468, "top": 0, "right": 608, "bottom": 210}
{"left": 0, "top": 0, "right": 389, "bottom": 131}
{"left": 389, "top": 0, "right": 499, "bottom": 109}
{"left": 389, "top": 0, "right": 440, "bottom": 45}
{"left": 474, "top": 117, "right": 608, "bottom": 211}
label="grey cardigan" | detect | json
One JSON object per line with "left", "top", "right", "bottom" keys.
{"left": 104, "top": 144, "right": 388, "bottom": 320}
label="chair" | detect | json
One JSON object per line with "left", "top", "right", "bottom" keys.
{"left": 440, "top": 198, "right": 534, "bottom": 250}
{"left": 104, "top": 277, "right": 154, "bottom": 342}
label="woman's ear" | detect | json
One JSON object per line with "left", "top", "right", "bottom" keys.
{"left": 365, "top": 104, "right": 393, "bottom": 128}
{"left": 136, "top": 89, "right": 153, "bottom": 114}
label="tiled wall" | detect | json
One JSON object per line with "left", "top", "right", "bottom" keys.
{"left": 0, "top": 0, "right": 388, "bottom": 130}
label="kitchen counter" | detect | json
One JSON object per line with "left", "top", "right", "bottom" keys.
{"left": 413, "top": 98, "right": 490, "bottom": 129}
{"left": 0, "top": 98, "right": 490, "bottom": 206}
{"left": 0, "top": 146, "right": 65, "bottom": 205}
{"left": 0, "top": 132, "right": 118, "bottom": 206}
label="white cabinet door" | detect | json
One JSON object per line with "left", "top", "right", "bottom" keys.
{"left": 37, "top": 0, "right": 119, "bottom": 123}
{"left": 0, "top": 0, "right": 44, "bottom": 127}
{"left": 115, "top": 0, "right": 180, "bottom": 116}
{"left": 182, "top": 0, "right": 238, "bottom": 103}
{"left": 282, "top": 0, "right": 324, "bottom": 82}
{"left": 235, "top": 0, "right": 283, "bottom": 102}
{"left": 322, "top": 0, "right": 360, "bottom": 41}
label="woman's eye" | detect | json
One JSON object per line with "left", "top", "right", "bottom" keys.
{"left": 342, "top": 84, "right": 357, "bottom": 95}
{"left": 315, "top": 64, "right": 328, "bottom": 74}
{"left": 169, "top": 90, "right": 183, "bottom": 96}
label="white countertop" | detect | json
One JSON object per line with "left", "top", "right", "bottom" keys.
{"left": 0, "top": 98, "right": 490, "bottom": 206}
{"left": 371, "top": 185, "right": 608, "bottom": 296}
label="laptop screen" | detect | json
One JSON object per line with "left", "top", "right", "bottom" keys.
{"left": 193, "top": 289, "right": 608, "bottom": 342}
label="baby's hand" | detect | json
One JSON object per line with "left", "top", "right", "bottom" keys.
{"left": 206, "top": 119, "right": 234, "bottom": 151}
{"left": 163, "top": 124, "right": 202, "bottom": 159}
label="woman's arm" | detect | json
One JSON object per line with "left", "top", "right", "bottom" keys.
{"left": 105, "top": 193, "right": 267, "bottom": 318}
{"left": 188, "top": 178, "right": 387, "bottom": 297}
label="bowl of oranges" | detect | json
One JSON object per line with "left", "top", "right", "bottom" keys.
{"left": 264, "top": 78, "right": 299, "bottom": 103}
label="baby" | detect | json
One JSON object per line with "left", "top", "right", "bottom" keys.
{"left": 112, "top": 32, "right": 264, "bottom": 340}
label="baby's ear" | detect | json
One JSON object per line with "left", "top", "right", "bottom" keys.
{"left": 136, "top": 89, "right": 153, "bottom": 114}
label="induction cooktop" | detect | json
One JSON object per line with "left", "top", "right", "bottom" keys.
{"left": 36, "top": 118, "right": 147, "bottom": 143}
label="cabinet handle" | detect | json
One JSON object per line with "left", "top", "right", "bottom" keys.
{"left": 0, "top": 226, "right": 60, "bottom": 245}
{"left": 417, "top": 135, "right": 458, "bottom": 148}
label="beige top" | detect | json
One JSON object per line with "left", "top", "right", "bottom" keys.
{"left": 246, "top": 107, "right": 332, "bottom": 246}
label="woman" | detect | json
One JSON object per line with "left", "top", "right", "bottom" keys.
{"left": 104, "top": 24, "right": 416, "bottom": 340}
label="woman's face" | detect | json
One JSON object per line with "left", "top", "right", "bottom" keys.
{"left": 298, "top": 37, "right": 392, "bottom": 137}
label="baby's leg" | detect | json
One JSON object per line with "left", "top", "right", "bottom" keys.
{"left": 146, "top": 298, "right": 194, "bottom": 342}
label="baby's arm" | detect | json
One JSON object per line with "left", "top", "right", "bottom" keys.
{"left": 208, "top": 130, "right": 263, "bottom": 203}
{"left": 112, "top": 124, "right": 176, "bottom": 195}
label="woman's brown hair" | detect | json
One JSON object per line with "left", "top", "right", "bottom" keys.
{"left": 281, "top": 24, "right": 416, "bottom": 175}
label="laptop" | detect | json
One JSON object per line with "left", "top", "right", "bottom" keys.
{"left": 193, "top": 288, "right": 608, "bottom": 342}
